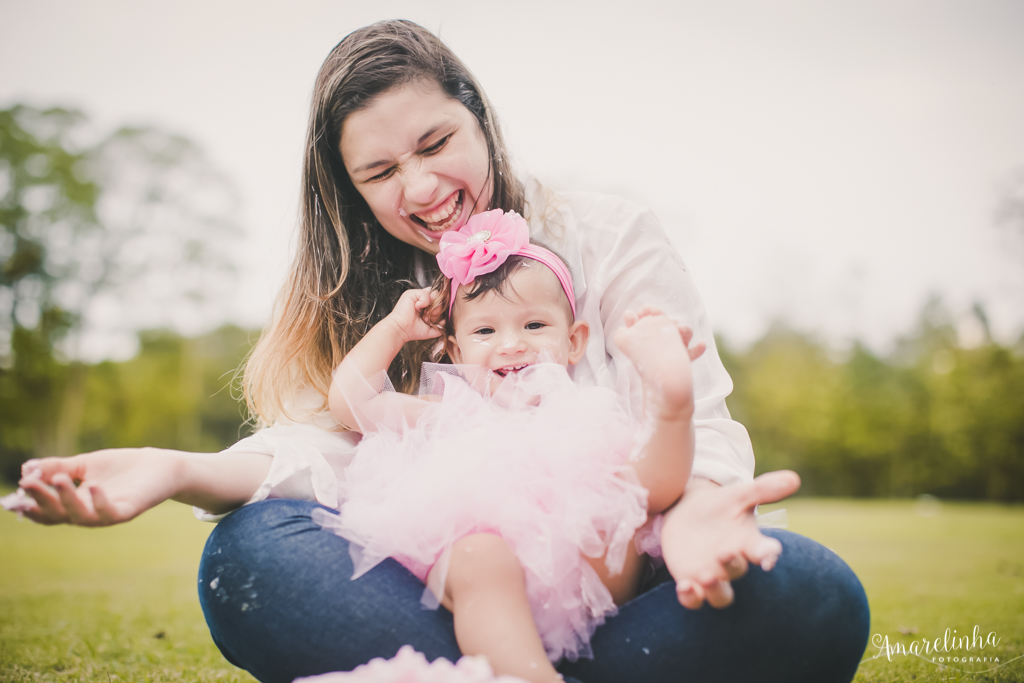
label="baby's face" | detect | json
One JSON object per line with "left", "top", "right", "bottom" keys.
{"left": 448, "top": 263, "right": 588, "bottom": 378}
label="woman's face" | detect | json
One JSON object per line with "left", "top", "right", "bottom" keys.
{"left": 340, "top": 81, "right": 493, "bottom": 255}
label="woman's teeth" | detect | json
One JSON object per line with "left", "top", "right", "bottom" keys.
{"left": 496, "top": 363, "right": 529, "bottom": 377}
{"left": 414, "top": 192, "right": 462, "bottom": 232}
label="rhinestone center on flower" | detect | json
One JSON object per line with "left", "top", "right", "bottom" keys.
{"left": 467, "top": 230, "right": 492, "bottom": 243}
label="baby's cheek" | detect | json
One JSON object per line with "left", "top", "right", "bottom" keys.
{"left": 463, "top": 337, "right": 493, "bottom": 361}
{"left": 539, "top": 342, "right": 568, "bottom": 365}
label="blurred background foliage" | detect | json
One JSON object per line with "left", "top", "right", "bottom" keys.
{"left": 1, "top": 104, "right": 240, "bottom": 482}
{"left": 721, "top": 302, "right": 1024, "bottom": 501}
{"left": 1, "top": 104, "right": 1022, "bottom": 500}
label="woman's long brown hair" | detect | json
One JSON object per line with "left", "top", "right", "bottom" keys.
{"left": 242, "top": 20, "right": 525, "bottom": 427}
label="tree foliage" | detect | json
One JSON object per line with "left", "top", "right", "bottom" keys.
{"left": 723, "top": 302, "right": 1024, "bottom": 501}
{"left": 0, "top": 105, "right": 238, "bottom": 480}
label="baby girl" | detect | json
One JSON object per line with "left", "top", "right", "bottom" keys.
{"left": 315, "top": 209, "right": 704, "bottom": 683}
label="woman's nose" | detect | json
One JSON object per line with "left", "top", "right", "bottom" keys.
{"left": 402, "top": 161, "right": 439, "bottom": 205}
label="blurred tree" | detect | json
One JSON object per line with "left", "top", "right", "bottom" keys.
{"left": 77, "top": 325, "right": 255, "bottom": 456}
{"left": 0, "top": 105, "right": 239, "bottom": 481}
{"left": 722, "top": 298, "right": 1024, "bottom": 501}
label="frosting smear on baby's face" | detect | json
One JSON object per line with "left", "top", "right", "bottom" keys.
{"left": 448, "top": 263, "right": 588, "bottom": 376}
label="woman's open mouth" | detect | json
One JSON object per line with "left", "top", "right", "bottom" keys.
{"left": 494, "top": 363, "right": 530, "bottom": 378}
{"left": 411, "top": 190, "right": 465, "bottom": 237}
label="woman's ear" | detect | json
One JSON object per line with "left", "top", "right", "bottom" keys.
{"left": 567, "top": 321, "right": 590, "bottom": 365}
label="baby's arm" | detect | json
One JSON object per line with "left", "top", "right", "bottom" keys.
{"left": 614, "top": 306, "right": 705, "bottom": 514}
{"left": 329, "top": 288, "right": 441, "bottom": 432}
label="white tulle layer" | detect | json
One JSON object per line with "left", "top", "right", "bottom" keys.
{"left": 313, "top": 363, "right": 648, "bottom": 663}
{"left": 294, "top": 645, "right": 528, "bottom": 682}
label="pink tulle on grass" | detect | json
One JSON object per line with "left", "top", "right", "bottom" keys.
{"left": 293, "top": 645, "right": 528, "bottom": 683}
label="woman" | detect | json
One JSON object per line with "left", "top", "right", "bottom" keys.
{"left": 12, "top": 19, "right": 869, "bottom": 683}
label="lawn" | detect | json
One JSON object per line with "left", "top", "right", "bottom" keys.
{"left": 1, "top": 494, "right": 1022, "bottom": 682}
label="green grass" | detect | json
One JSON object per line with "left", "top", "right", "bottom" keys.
{"left": 766, "top": 498, "right": 1024, "bottom": 682}
{"left": 0, "top": 496, "right": 255, "bottom": 682}
{"left": 2, "top": 495, "right": 1023, "bottom": 682}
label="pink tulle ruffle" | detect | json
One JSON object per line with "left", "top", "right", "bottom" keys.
{"left": 314, "top": 363, "right": 649, "bottom": 663}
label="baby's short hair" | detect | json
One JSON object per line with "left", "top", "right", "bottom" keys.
{"left": 461, "top": 252, "right": 574, "bottom": 322}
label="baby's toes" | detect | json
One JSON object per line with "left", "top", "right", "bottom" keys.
{"left": 678, "top": 325, "right": 694, "bottom": 345}
{"left": 635, "top": 305, "right": 664, "bottom": 320}
{"left": 613, "top": 326, "right": 635, "bottom": 354}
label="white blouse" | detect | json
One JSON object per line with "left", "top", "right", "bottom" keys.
{"left": 195, "top": 180, "right": 755, "bottom": 521}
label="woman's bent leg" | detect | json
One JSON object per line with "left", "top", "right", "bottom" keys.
{"left": 558, "top": 530, "right": 870, "bottom": 683}
{"left": 198, "top": 499, "right": 462, "bottom": 683}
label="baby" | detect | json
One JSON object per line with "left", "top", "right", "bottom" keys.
{"left": 317, "top": 209, "right": 703, "bottom": 683}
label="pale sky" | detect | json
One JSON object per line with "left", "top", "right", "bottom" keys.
{"left": 2, "top": 0, "right": 1023, "bottom": 358}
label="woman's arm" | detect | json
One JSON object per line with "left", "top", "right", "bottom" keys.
{"left": 11, "top": 448, "right": 272, "bottom": 526}
{"left": 328, "top": 288, "right": 440, "bottom": 431}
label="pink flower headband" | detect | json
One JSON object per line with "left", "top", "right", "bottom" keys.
{"left": 435, "top": 209, "right": 576, "bottom": 318}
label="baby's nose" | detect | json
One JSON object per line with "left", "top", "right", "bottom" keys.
{"left": 498, "top": 332, "right": 526, "bottom": 353}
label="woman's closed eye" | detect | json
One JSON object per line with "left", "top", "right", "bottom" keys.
{"left": 368, "top": 166, "right": 396, "bottom": 182}
{"left": 422, "top": 134, "right": 452, "bottom": 155}
{"left": 365, "top": 135, "right": 450, "bottom": 181}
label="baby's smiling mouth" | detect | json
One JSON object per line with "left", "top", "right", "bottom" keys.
{"left": 411, "top": 190, "right": 464, "bottom": 234}
{"left": 494, "top": 363, "right": 530, "bottom": 378}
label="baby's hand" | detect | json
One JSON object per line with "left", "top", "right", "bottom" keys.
{"left": 387, "top": 288, "right": 443, "bottom": 343}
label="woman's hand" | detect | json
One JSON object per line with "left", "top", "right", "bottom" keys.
{"left": 386, "top": 288, "right": 443, "bottom": 343}
{"left": 5, "top": 448, "right": 271, "bottom": 526}
{"left": 8, "top": 450, "right": 186, "bottom": 526}
{"left": 660, "top": 470, "right": 801, "bottom": 609}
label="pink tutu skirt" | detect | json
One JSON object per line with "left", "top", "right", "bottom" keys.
{"left": 314, "top": 363, "right": 648, "bottom": 663}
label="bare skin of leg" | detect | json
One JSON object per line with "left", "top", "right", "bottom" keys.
{"left": 576, "top": 307, "right": 706, "bottom": 607}
{"left": 432, "top": 533, "right": 562, "bottom": 683}
{"left": 613, "top": 306, "right": 705, "bottom": 514}
{"left": 614, "top": 308, "right": 802, "bottom": 611}
{"left": 584, "top": 540, "right": 646, "bottom": 606}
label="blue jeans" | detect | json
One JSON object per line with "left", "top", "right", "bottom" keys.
{"left": 198, "top": 499, "right": 869, "bottom": 683}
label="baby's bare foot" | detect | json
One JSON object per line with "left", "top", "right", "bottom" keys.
{"left": 614, "top": 308, "right": 702, "bottom": 420}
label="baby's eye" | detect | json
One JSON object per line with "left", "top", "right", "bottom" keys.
{"left": 526, "top": 322, "right": 546, "bottom": 330}
{"left": 422, "top": 134, "right": 452, "bottom": 155}
{"left": 474, "top": 327, "right": 495, "bottom": 335}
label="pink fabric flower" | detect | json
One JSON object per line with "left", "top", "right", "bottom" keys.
{"left": 436, "top": 209, "right": 530, "bottom": 286}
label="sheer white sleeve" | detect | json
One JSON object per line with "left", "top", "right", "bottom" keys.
{"left": 192, "top": 387, "right": 360, "bottom": 522}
